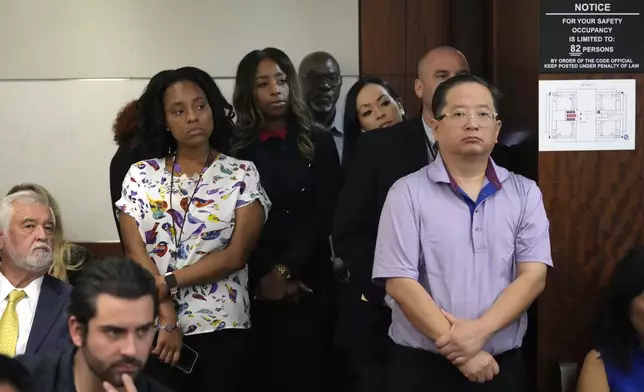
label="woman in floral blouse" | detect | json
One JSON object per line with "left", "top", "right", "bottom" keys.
{"left": 116, "top": 66, "right": 270, "bottom": 390}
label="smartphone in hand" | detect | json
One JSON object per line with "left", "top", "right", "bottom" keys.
{"left": 176, "top": 343, "right": 198, "bottom": 374}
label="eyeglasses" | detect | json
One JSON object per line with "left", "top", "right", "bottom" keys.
{"left": 305, "top": 73, "right": 342, "bottom": 87}
{"left": 437, "top": 110, "right": 498, "bottom": 127}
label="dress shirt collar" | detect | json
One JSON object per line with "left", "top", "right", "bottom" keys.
{"left": 258, "top": 127, "right": 287, "bottom": 142}
{"left": 421, "top": 115, "right": 436, "bottom": 146}
{"left": 0, "top": 270, "right": 44, "bottom": 304}
{"left": 427, "top": 153, "right": 507, "bottom": 191}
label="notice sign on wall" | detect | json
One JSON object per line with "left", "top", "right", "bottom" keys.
{"left": 540, "top": 0, "right": 643, "bottom": 73}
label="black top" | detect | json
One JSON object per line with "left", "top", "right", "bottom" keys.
{"left": 109, "top": 144, "right": 144, "bottom": 245}
{"left": 17, "top": 348, "right": 173, "bottom": 392}
{"left": 332, "top": 115, "right": 514, "bottom": 351}
{"left": 237, "top": 127, "right": 342, "bottom": 291}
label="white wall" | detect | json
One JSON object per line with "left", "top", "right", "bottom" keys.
{"left": 0, "top": 0, "right": 359, "bottom": 242}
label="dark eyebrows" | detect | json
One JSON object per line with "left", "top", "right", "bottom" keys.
{"left": 137, "top": 322, "right": 155, "bottom": 330}
{"left": 168, "top": 101, "right": 185, "bottom": 108}
{"left": 255, "top": 72, "right": 286, "bottom": 81}
{"left": 99, "top": 321, "right": 155, "bottom": 332}
{"left": 359, "top": 94, "right": 390, "bottom": 110}
{"left": 99, "top": 325, "right": 126, "bottom": 333}
{"left": 168, "top": 96, "right": 205, "bottom": 108}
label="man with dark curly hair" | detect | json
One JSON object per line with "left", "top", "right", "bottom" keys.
{"left": 0, "top": 354, "right": 32, "bottom": 392}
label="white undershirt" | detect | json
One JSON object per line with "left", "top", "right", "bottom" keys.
{"left": 0, "top": 272, "right": 43, "bottom": 355}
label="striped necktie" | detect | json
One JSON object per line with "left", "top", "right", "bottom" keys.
{"left": 428, "top": 142, "right": 438, "bottom": 162}
{"left": 0, "top": 290, "right": 27, "bottom": 357}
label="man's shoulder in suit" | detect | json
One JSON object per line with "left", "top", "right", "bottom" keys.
{"left": 43, "top": 274, "right": 73, "bottom": 299}
{"left": 28, "top": 275, "right": 74, "bottom": 355}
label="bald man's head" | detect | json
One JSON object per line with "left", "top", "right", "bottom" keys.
{"left": 414, "top": 46, "right": 469, "bottom": 117}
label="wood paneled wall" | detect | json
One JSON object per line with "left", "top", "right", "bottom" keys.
{"left": 489, "top": 1, "right": 644, "bottom": 391}
{"left": 359, "top": 0, "right": 451, "bottom": 113}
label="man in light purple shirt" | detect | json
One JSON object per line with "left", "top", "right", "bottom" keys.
{"left": 372, "top": 74, "right": 552, "bottom": 392}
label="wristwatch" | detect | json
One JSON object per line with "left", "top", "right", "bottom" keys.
{"left": 164, "top": 272, "right": 178, "bottom": 296}
{"left": 156, "top": 321, "right": 181, "bottom": 332}
{"left": 275, "top": 264, "right": 291, "bottom": 279}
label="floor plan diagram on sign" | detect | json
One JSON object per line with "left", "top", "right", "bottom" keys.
{"left": 538, "top": 79, "right": 636, "bottom": 151}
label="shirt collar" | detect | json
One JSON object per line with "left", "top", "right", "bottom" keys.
{"left": 427, "top": 153, "right": 507, "bottom": 191}
{"left": 0, "top": 271, "right": 44, "bottom": 303}
{"left": 421, "top": 116, "right": 436, "bottom": 145}
{"left": 258, "top": 127, "right": 287, "bottom": 142}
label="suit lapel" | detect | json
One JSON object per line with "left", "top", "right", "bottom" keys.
{"left": 407, "top": 115, "right": 431, "bottom": 167}
{"left": 25, "top": 275, "right": 65, "bottom": 355}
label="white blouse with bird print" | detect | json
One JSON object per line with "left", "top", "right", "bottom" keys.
{"left": 116, "top": 153, "right": 271, "bottom": 336}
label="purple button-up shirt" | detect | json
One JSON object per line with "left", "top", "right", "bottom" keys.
{"left": 372, "top": 155, "right": 552, "bottom": 355}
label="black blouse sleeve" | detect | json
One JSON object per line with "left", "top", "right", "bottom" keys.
{"left": 332, "top": 131, "right": 385, "bottom": 303}
{"left": 281, "top": 130, "right": 341, "bottom": 277}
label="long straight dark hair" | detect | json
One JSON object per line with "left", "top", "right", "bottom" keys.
{"left": 230, "top": 47, "right": 315, "bottom": 161}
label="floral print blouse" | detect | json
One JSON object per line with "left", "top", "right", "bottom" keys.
{"left": 116, "top": 153, "right": 271, "bottom": 336}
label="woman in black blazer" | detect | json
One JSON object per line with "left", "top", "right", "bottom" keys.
{"left": 230, "top": 47, "right": 341, "bottom": 392}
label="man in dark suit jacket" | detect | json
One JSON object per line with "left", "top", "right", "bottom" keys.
{"left": 0, "top": 354, "right": 33, "bottom": 392}
{"left": 0, "top": 190, "right": 72, "bottom": 358}
{"left": 332, "top": 46, "right": 515, "bottom": 392}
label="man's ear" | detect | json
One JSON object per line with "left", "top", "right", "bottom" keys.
{"left": 414, "top": 79, "right": 423, "bottom": 100}
{"left": 0, "top": 229, "right": 5, "bottom": 250}
{"left": 68, "top": 316, "right": 85, "bottom": 347}
{"left": 495, "top": 120, "right": 502, "bottom": 143}
{"left": 429, "top": 118, "right": 440, "bottom": 132}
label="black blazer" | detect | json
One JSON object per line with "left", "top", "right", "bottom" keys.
{"left": 18, "top": 348, "right": 173, "bottom": 392}
{"left": 238, "top": 127, "right": 342, "bottom": 290}
{"left": 332, "top": 116, "right": 513, "bottom": 350}
{"left": 24, "top": 275, "right": 73, "bottom": 355}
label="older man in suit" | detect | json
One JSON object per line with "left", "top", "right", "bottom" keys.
{"left": 0, "top": 190, "right": 72, "bottom": 357}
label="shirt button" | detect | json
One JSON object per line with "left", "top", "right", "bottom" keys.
{"left": 474, "top": 227, "right": 480, "bottom": 232}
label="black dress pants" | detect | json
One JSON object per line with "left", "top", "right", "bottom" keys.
{"left": 144, "top": 328, "right": 251, "bottom": 391}
{"left": 386, "top": 344, "right": 528, "bottom": 392}
{"left": 249, "top": 289, "right": 334, "bottom": 392}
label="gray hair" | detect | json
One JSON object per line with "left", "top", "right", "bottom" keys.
{"left": 0, "top": 190, "right": 56, "bottom": 232}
